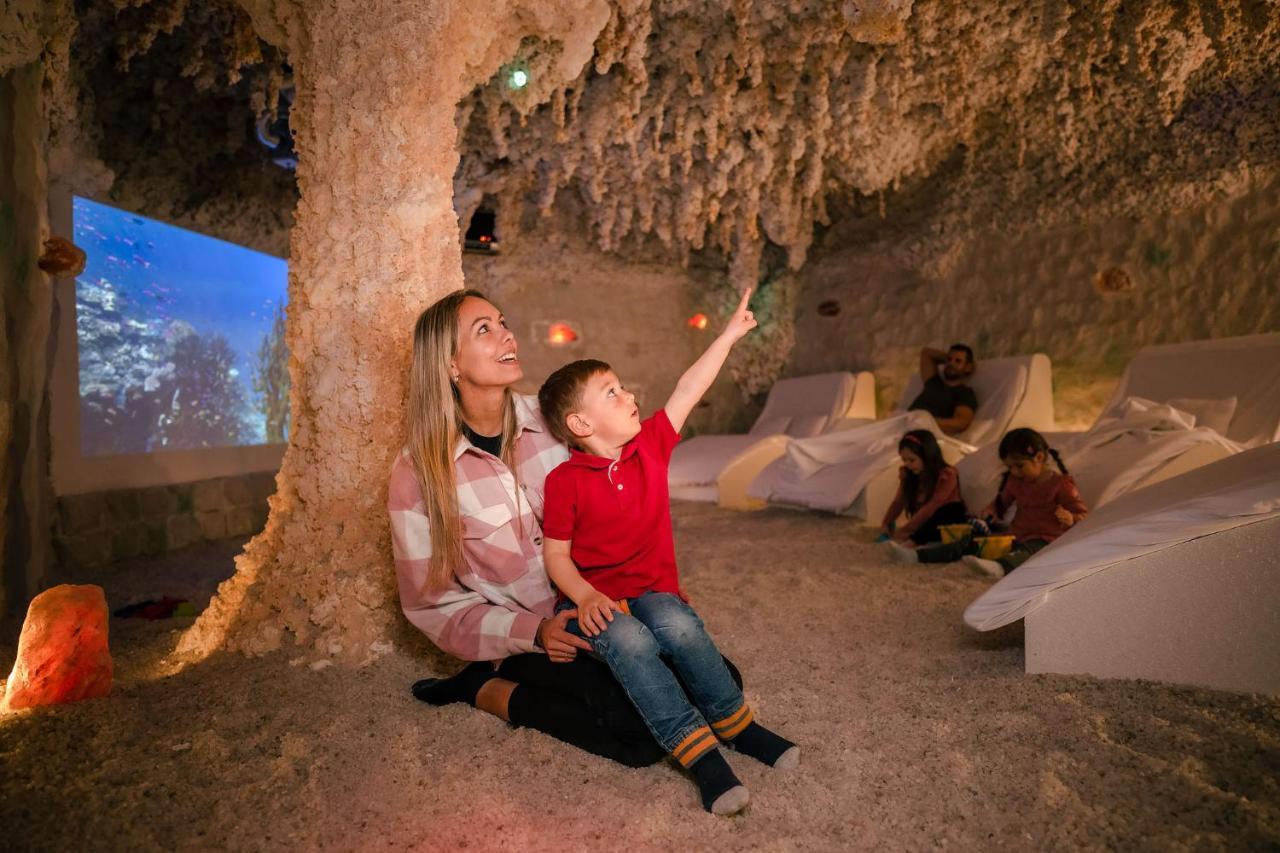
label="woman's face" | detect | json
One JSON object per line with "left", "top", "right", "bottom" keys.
{"left": 451, "top": 296, "right": 522, "bottom": 389}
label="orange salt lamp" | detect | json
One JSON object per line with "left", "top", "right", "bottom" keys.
{"left": 3, "top": 584, "right": 113, "bottom": 711}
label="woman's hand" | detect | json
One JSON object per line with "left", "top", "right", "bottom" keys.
{"left": 1054, "top": 506, "right": 1075, "bottom": 527}
{"left": 537, "top": 610, "right": 592, "bottom": 663}
{"left": 577, "top": 591, "right": 623, "bottom": 637}
{"left": 720, "top": 287, "right": 758, "bottom": 344}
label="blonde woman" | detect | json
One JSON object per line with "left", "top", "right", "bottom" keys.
{"left": 388, "top": 289, "right": 740, "bottom": 766}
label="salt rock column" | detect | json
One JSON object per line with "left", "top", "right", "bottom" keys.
{"left": 179, "top": 0, "right": 609, "bottom": 664}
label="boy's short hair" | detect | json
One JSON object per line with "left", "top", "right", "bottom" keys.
{"left": 538, "top": 359, "right": 613, "bottom": 447}
{"left": 948, "top": 343, "right": 975, "bottom": 365}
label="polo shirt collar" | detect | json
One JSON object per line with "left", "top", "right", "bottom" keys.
{"left": 565, "top": 440, "right": 639, "bottom": 470}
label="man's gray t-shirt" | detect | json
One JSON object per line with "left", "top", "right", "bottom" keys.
{"left": 908, "top": 376, "right": 977, "bottom": 421}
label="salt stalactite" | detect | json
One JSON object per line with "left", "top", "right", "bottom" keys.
{"left": 178, "top": 0, "right": 611, "bottom": 664}
{"left": 456, "top": 0, "right": 1279, "bottom": 294}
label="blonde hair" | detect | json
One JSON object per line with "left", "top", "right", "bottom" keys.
{"left": 407, "top": 289, "right": 520, "bottom": 590}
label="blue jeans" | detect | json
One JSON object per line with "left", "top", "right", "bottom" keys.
{"left": 560, "top": 592, "right": 750, "bottom": 767}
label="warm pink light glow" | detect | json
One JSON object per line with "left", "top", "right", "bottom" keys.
{"left": 548, "top": 323, "right": 579, "bottom": 345}
{"left": 687, "top": 313, "right": 709, "bottom": 330}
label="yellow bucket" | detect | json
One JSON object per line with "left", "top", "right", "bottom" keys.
{"left": 939, "top": 524, "right": 972, "bottom": 544}
{"left": 976, "top": 535, "right": 1015, "bottom": 559}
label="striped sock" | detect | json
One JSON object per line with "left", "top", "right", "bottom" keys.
{"left": 689, "top": 749, "right": 749, "bottom": 815}
{"left": 671, "top": 725, "right": 718, "bottom": 768}
{"left": 710, "top": 704, "right": 754, "bottom": 741}
{"left": 728, "top": 722, "right": 800, "bottom": 769}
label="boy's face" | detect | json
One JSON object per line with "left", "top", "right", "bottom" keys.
{"left": 570, "top": 370, "right": 640, "bottom": 448}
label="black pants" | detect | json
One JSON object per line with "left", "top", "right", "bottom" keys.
{"left": 497, "top": 652, "right": 744, "bottom": 768}
{"left": 916, "top": 535, "right": 1050, "bottom": 574}
{"left": 907, "top": 501, "right": 969, "bottom": 545}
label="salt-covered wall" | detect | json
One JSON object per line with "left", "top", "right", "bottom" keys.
{"left": 789, "top": 170, "right": 1280, "bottom": 427}
{"left": 178, "top": 0, "right": 618, "bottom": 664}
{"left": 462, "top": 233, "right": 751, "bottom": 436}
{"left": 0, "top": 60, "right": 56, "bottom": 624}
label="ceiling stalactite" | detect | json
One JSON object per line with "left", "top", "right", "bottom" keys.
{"left": 455, "top": 0, "right": 1279, "bottom": 287}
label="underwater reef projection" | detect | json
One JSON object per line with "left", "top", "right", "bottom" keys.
{"left": 72, "top": 197, "right": 289, "bottom": 455}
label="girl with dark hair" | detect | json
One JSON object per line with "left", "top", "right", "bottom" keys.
{"left": 880, "top": 429, "right": 968, "bottom": 556}
{"left": 899, "top": 427, "right": 1089, "bottom": 576}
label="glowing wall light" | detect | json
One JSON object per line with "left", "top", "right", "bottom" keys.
{"left": 547, "top": 322, "right": 579, "bottom": 346}
{"left": 508, "top": 68, "right": 529, "bottom": 89}
{"left": 687, "top": 313, "right": 709, "bottom": 330}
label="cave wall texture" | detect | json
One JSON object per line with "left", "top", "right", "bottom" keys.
{"left": 2, "top": 0, "right": 1277, "bottom": 651}
{"left": 1, "top": 0, "right": 64, "bottom": 626}
{"left": 790, "top": 170, "right": 1280, "bottom": 427}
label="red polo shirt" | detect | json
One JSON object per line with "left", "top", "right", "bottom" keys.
{"left": 542, "top": 410, "right": 682, "bottom": 602}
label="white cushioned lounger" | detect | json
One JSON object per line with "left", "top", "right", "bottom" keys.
{"left": 956, "top": 331, "right": 1280, "bottom": 514}
{"left": 963, "top": 442, "right": 1280, "bottom": 695}
{"left": 668, "top": 371, "right": 875, "bottom": 503}
{"left": 743, "top": 354, "right": 1055, "bottom": 519}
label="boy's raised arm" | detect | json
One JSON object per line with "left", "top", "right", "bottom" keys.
{"left": 664, "top": 288, "right": 758, "bottom": 433}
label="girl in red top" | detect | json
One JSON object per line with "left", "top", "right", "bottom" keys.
{"left": 880, "top": 429, "right": 969, "bottom": 549}
{"left": 896, "top": 428, "right": 1088, "bottom": 576}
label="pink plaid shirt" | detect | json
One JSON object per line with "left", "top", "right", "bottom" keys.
{"left": 388, "top": 394, "right": 570, "bottom": 661}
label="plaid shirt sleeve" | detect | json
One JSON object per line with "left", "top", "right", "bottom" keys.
{"left": 388, "top": 453, "right": 542, "bottom": 661}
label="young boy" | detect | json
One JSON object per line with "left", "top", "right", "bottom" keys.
{"left": 537, "top": 289, "right": 798, "bottom": 816}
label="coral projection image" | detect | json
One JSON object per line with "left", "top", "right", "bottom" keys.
{"left": 72, "top": 197, "right": 290, "bottom": 455}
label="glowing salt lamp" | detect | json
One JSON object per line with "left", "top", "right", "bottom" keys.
{"left": 547, "top": 323, "right": 579, "bottom": 346}
{"left": 687, "top": 313, "right": 709, "bottom": 330}
{"left": 3, "top": 584, "right": 113, "bottom": 711}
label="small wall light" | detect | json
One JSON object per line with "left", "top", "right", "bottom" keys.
{"left": 547, "top": 322, "right": 579, "bottom": 346}
{"left": 687, "top": 313, "right": 709, "bottom": 330}
{"left": 508, "top": 68, "right": 529, "bottom": 89}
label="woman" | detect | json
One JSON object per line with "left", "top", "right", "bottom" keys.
{"left": 388, "top": 289, "right": 739, "bottom": 767}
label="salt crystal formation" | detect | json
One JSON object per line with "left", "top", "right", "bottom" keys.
{"left": 456, "top": 1, "right": 1280, "bottom": 288}
{"left": 3, "top": 585, "right": 113, "bottom": 711}
{"left": 9, "top": 0, "right": 1275, "bottom": 661}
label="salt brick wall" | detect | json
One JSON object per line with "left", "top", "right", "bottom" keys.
{"left": 54, "top": 472, "right": 275, "bottom": 570}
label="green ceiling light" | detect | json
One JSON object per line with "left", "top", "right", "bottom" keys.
{"left": 508, "top": 68, "right": 529, "bottom": 89}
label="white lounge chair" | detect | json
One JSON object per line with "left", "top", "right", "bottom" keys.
{"left": 668, "top": 371, "right": 875, "bottom": 503}
{"left": 740, "top": 354, "right": 1055, "bottom": 520}
{"left": 956, "top": 331, "right": 1280, "bottom": 514}
{"left": 963, "top": 442, "right": 1280, "bottom": 695}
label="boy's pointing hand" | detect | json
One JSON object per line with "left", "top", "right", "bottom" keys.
{"left": 722, "top": 287, "right": 758, "bottom": 343}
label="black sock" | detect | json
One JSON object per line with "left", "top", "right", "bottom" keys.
{"left": 410, "top": 661, "right": 496, "bottom": 707}
{"left": 689, "top": 749, "right": 746, "bottom": 814}
{"left": 729, "top": 722, "right": 797, "bottom": 767}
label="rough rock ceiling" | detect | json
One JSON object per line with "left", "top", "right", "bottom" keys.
{"left": 29, "top": 0, "right": 1280, "bottom": 280}
{"left": 456, "top": 0, "right": 1280, "bottom": 283}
